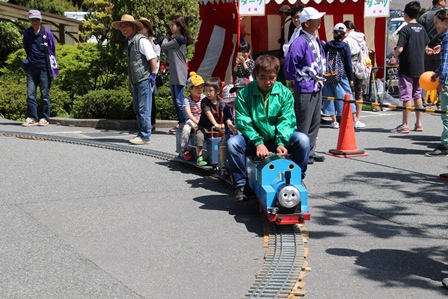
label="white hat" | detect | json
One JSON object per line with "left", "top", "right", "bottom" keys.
{"left": 333, "top": 23, "right": 347, "bottom": 33}
{"left": 299, "top": 7, "right": 326, "bottom": 23}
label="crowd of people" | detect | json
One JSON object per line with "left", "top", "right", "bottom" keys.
{"left": 19, "top": 3, "right": 448, "bottom": 288}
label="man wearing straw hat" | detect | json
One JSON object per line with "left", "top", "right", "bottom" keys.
{"left": 112, "top": 14, "right": 158, "bottom": 145}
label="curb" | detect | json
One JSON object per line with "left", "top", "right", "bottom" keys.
{"left": 49, "top": 117, "right": 178, "bottom": 130}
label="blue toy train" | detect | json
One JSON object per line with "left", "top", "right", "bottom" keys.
{"left": 175, "top": 130, "right": 310, "bottom": 225}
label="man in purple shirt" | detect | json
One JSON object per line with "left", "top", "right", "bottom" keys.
{"left": 284, "top": 7, "right": 326, "bottom": 164}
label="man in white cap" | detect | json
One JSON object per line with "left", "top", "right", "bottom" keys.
{"left": 284, "top": 7, "right": 326, "bottom": 164}
{"left": 22, "top": 9, "right": 58, "bottom": 127}
{"left": 112, "top": 14, "right": 158, "bottom": 145}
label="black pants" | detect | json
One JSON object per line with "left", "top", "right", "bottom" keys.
{"left": 293, "top": 90, "right": 322, "bottom": 157}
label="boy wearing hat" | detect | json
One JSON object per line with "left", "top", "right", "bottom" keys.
{"left": 284, "top": 7, "right": 326, "bottom": 164}
{"left": 22, "top": 9, "right": 58, "bottom": 127}
{"left": 180, "top": 71, "right": 205, "bottom": 160}
{"left": 112, "top": 14, "right": 158, "bottom": 145}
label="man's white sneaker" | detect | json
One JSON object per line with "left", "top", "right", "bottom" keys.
{"left": 129, "top": 137, "right": 150, "bottom": 145}
{"left": 354, "top": 119, "right": 366, "bottom": 128}
{"left": 329, "top": 121, "right": 339, "bottom": 129}
{"left": 38, "top": 119, "right": 49, "bottom": 126}
{"left": 22, "top": 117, "right": 38, "bottom": 127}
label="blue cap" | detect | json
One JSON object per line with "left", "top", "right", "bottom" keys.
{"left": 28, "top": 10, "right": 42, "bottom": 20}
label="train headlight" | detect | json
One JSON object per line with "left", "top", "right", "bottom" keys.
{"left": 277, "top": 185, "right": 300, "bottom": 209}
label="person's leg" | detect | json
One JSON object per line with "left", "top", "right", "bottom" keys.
{"left": 294, "top": 92, "right": 321, "bottom": 158}
{"left": 39, "top": 69, "right": 51, "bottom": 121}
{"left": 132, "top": 80, "right": 151, "bottom": 141}
{"left": 151, "top": 90, "right": 157, "bottom": 129}
{"left": 181, "top": 121, "right": 193, "bottom": 149}
{"left": 289, "top": 131, "right": 310, "bottom": 177}
{"left": 411, "top": 78, "right": 423, "bottom": 128}
{"left": 26, "top": 67, "right": 39, "bottom": 121}
{"left": 226, "top": 134, "right": 254, "bottom": 187}
{"left": 440, "top": 86, "right": 448, "bottom": 148}
{"left": 391, "top": 76, "right": 411, "bottom": 133}
{"left": 170, "top": 84, "right": 187, "bottom": 126}
{"left": 195, "top": 128, "right": 207, "bottom": 165}
{"left": 308, "top": 91, "right": 323, "bottom": 159}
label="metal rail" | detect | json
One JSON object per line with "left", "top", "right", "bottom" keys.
{"left": 244, "top": 224, "right": 307, "bottom": 299}
{"left": 1, "top": 129, "right": 309, "bottom": 298}
{"left": 0, "top": 131, "right": 178, "bottom": 161}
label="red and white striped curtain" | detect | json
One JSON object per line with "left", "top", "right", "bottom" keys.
{"left": 189, "top": 0, "right": 388, "bottom": 81}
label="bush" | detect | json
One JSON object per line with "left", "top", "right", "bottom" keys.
{"left": 72, "top": 87, "right": 134, "bottom": 119}
{"left": 154, "top": 84, "right": 177, "bottom": 120}
{"left": 0, "top": 78, "right": 70, "bottom": 120}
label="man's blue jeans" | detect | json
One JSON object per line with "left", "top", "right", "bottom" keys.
{"left": 132, "top": 80, "right": 152, "bottom": 141}
{"left": 226, "top": 131, "right": 310, "bottom": 187}
{"left": 170, "top": 84, "right": 187, "bottom": 125}
{"left": 26, "top": 65, "right": 51, "bottom": 120}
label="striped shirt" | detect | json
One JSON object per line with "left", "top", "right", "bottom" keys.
{"left": 183, "top": 94, "right": 204, "bottom": 121}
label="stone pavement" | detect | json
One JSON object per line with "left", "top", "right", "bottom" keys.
{"left": 1, "top": 107, "right": 448, "bottom": 298}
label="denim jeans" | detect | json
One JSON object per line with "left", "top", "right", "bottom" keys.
{"left": 26, "top": 65, "right": 51, "bottom": 120}
{"left": 170, "top": 84, "right": 187, "bottom": 125}
{"left": 323, "top": 78, "right": 355, "bottom": 117}
{"left": 440, "top": 86, "right": 448, "bottom": 147}
{"left": 132, "top": 80, "right": 152, "bottom": 141}
{"left": 226, "top": 131, "right": 310, "bottom": 187}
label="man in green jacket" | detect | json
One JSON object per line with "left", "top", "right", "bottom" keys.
{"left": 226, "top": 55, "right": 310, "bottom": 202}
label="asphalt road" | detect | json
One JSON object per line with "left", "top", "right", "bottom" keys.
{"left": 1, "top": 106, "right": 448, "bottom": 298}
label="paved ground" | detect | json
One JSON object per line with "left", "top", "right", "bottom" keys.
{"left": 1, "top": 105, "right": 448, "bottom": 298}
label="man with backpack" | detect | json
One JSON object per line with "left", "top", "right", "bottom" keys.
{"left": 343, "top": 20, "right": 371, "bottom": 128}
{"left": 22, "top": 10, "right": 58, "bottom": 127}
{"left": 322, "top": 23, "right": 356, "bottom": 129}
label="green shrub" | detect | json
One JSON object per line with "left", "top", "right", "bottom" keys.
{"left": 154, "top": 84, "right": 177, "bottom": 120}
{"left": 72, "top": 87, "right": 134, "bottom": 119}
{"left": 0, "top": 78, "right": 71, "bottom": 120}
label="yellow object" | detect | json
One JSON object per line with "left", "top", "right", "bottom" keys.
{"left": 187, "top": 71, "right": 204, "bottom": 87}
{"left": 365, "top": 58, "right": 372, "bottom": 67}
{"left": 426, "top": 89, "right": 439, "bottom": 106}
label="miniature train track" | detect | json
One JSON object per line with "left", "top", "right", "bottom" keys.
{"left": 0, "top": 129, "right": 310, "bottom": 298}
{"left": 245, "top": 223, "right": 309, "bottom": 299}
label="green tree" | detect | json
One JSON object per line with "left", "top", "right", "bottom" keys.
{"left": 79, "top": 0, "right": 113, "bottom": 45}
{"left": 0, "top": 21, "right": 23, "bottom": 66}
{"left": 12, "top": 0, "right": 78, "bottom": 15}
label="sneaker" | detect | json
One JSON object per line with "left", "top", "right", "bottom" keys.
{"left": 129, "top": 137, "right": 150, "bottom": 145}
{"left": 235, "top": 186, "right": 247, "bottom": 202}
{"left": 354, "top": 119, "right": 366, "bottom": 128}
{"left": 22, "top": 117, "right": 38, "bottom": 127}
{"left": 38, "top": 118, "right": 49, "bottom": 126}
{"left": 329, "top": 121, "right": 339, "bottom": 129}
{"left": 425, "top": 144, "right": 448, "bottom": 157}
{"left": 443, "top": 278, "right": 448, "bottom": 289}
{"left": 182, "top": 149, "right": 192, "bottom": 161}
{"left": 196, "top": 156, "right": 207, "bottom": 166}
{"left": 390, "top": 124, "right": 410, "bottom": 133}
{"left": 413, "top": 124, "right": 423, "bottom": 132}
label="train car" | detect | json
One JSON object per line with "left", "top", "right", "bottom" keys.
{"left": 175, "top": 131, "right": 310, "bottom": 225}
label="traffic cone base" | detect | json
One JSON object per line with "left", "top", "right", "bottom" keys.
{"left": 326, "top": 93, "right": 368, "bottom": 158}
{"left": 439, "top": 173, "right": 448, "bottom": 181}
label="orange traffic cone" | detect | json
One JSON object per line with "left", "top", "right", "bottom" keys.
{"left": 327, "top": 93, "right": 368, "bottom": 158}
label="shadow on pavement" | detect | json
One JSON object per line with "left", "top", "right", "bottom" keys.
{"left": 327, "top": 247, "right": 448, "bottom": 295}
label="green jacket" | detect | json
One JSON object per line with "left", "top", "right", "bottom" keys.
{"left": 235, "top": 81, "right": 296, "bottom": 147}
